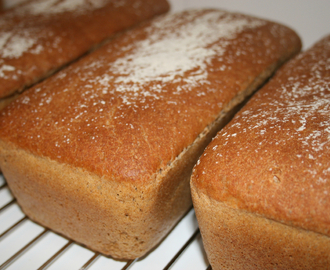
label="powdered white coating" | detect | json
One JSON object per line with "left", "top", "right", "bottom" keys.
{"left": 0, "top": 0, "right": 111, "bottom": 59}
{"left": 17, "top": 0, "right": 112, "bottom": 15}
{"left": 216, "top": 37, "right": 330, "bottom": 182}
{"left": 84, "top": 10, "right": 264, "bottom": 105}
{"left": 0, "top": 25, "right": 46, "bottom": 79}
{"left": 117, "top": 11, "right": 262, "bottom": 85}
{"left": 0, "top": 31, "right": 36, "bottom": 59}
{"left": 0, "top": 64, "right": 15, "bottom": 78}
{"left": 0, "top": 0, "right": 112, "bottom": 78}
{"left": 2, "top": 8, "right": 293, "bottom": 153}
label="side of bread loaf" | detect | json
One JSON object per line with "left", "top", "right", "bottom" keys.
{"left": 0, "top": 9, "right": 301, "bottom": 259}
{"left": 0, "top": 0, "right": 170, "bottom": 99}
{"left": 191, "top": 35, "right": 330, "bottom": 269}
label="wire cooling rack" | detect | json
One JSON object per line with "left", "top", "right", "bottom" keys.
{"left": 0, "top": 174, "right": 211, "bottom": 270}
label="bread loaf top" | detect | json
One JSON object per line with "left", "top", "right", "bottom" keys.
{"left": 0, "top": 9, "right": 301, "bottom": 184}
{"left": 192, "top": 35, "right": 330, "bottom": 236}
{"left": 0, "top": 0, "right": 170, "bottom": 99}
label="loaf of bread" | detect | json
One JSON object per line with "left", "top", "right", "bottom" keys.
{"left": 0, "top": 0, "right": 170, "bottom": 107}
{"left": 191, "top": 35, "right": 330, "bottom": 269}
{"left": 0, "top": 0, "right": 26, "bottom": 10}
{"left": 0, "top": 9, "right": 301, "bottom": 259}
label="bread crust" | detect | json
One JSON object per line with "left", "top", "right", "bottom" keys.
{"left": 0, "top": 9, "right": 301, "bottom": 259}
{"left": 191, "top": 35, "right": 330, "bottom": 269}
{"left": 192, "top": 183, "right": 330, "bottom": 270}
{"left": 0, "top": 0, "right": 170, "bottom": 99}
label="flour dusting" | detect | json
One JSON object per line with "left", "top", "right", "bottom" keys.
{"left": 0, "top": 31, "right": 36, "bottom": 59}
{"left": 0, "top": 0, "right": 111, "bottom": 60}
{"left": 0, "top": 0, "right": 116, "bottom": 81}
{"left": 218, "top": 36, "right": 330, "bottom": 182}
{"left": 18, "top": 0, "right": 111, "bottom": 15}
{"left": 0, "top": 64, "right": 15, "bottom": 78}
{"left": 106, "top": 10, "right": 264, "bottom": 92}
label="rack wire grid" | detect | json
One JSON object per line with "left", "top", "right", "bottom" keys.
{"left": 0, "top": 174, "right": 211, "bottom": 270}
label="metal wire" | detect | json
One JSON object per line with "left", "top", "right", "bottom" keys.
{"left": 37, "top": 240, "right": 74, "bottom": 270}
{"left": 163, "top": 228, "right": 201, "bottom": 270}
{"left": 0, "top": 229, "right": 48, "bottom": 269}
{"left": 0, "top": 177, "right": 210, "bottom": 270}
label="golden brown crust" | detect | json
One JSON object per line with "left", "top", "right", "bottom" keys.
{"left": 0, "top": 139, "right": 194, "bottom": 259}
{"left": 192, "top": 183, "right": 330, "bottom": 270}
{"left": 0, "top": 0, "right": 170, "bottom": 99}
{"left": 0, "top": 93, "right": 19, "bottom": 110}
{"left": 0, "top": 9, "right": 301, "bottom": 259}
{"left": 0, "top": 10, "right": 301, "bottom": 183}
{"left": 192, "top": 35, "right": 330, "bottom": 236}
{"left": 191, "top": 35, "right": 330, "bottom": 268}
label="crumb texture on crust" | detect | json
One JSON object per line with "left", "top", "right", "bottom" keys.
{"left": 192, "top": 35, "right": 330, "bottom": 236}
{"left": 191, "top": 183, "right": 330, "bottom": 270}
{"left": 0, "top": 139, "right": 193, "bottom": 259}
{"left": 0, "top": 8, "right": 302, "bottom": 259}
{"left": 0, "top": 9, "right": 301, "bottom": 184}
{"left": 0, "top": 0, "right": 170, "bottom": 98}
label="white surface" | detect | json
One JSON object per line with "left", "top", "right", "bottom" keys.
{"left": 0, "top": 219, "right": 45, "bottom": 266}
{"left": 46, "top": 244, "right": 95, "bottom": 270}
{"left": 6, "top": 232, "right": 69, "bottom": 270}
{"left": 168, "top": 0, "right": 330, "bottom": 50}
{"left": 0, "top": 203, "right": 25, "bottom": 235}
{"left": 0, "top": 187, "right": 13, "bottom": 208}
{"left": 170, "top": 234, "right": 207, "bottom": 270}
{"left": 130, "top": 210, "right": 200, "bottom": 270}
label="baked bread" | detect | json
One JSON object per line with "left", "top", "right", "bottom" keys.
{"left": 0, "top": 0, "right": 26, "bottom": 10}
{"left": 191, "top": 35, "right": 330, "bottom": 269}
{"left": 0, "top": 9, "right": 301, "bottom": 259}
{"left": 0, "top": 0, "right": 170, "bottom": 104}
